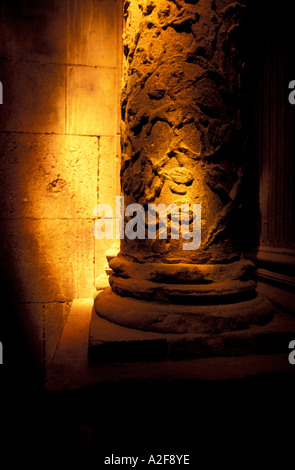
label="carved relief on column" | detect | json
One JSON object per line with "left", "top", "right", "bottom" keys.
{"left": 120, "top": 0, "right": 247, "bottom": 263}
{"left": 94, "top": 0, "right": 274, "bottom": 335}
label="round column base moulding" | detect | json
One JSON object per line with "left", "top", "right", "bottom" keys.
{"left": 107, "top": 256, "right": 258, "bottom": 303}
{"left": 94, "top": 286, "right": 275, "bottom": 335}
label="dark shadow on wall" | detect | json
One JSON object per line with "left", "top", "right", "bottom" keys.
{"left": 243, "top": 1, "right": 295, "bottom": 258}
{"left": 0, "top": 0, "right": 69, "bottom": 390}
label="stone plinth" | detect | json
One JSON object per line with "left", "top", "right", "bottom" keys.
{"left": 90, "top": 295, "right": 295, "bottom": 364}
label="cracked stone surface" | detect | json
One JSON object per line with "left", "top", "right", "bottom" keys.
{"left": 94, "top": 0, "right": 274, "bottom": 336}
{"left": 120, "top": 0, "right": 248, "bottom": 264}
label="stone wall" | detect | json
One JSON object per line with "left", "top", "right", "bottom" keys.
{"left": 0, "top": 0, "right": 122, "bottom": 376}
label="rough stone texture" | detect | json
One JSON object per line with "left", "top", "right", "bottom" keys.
{"left": 0, "top": 0, "right": 68, "bottom": 63}
{"left": 120, "top": 0, "right": 248, "bottom": 263}
{"left": 109, "top": 256, "right": 255, "bottom": 283}
{"left": 98, "top": 136, "right": 120, "bottom": 212}
{"left": 95, "top": 0, "right": 273, "bottom": 333}
{"left": 67, "top": 0, "right": 120, "bottom": 68}
{"left": 94, "top": 0, "right": 270, "bottom": 336}
{"left": 67, "top": 65, "right": 118, "bottom": 136}
{"left": 90, "top": 305, "right": 295, "bottom": 362}
{"left": 0, "top": 0, "right": 122, "bottom": 378}
{"left": 0, "top": 133, "right": 99, "bottom": 219}
{"left": 0, "top": 59, "right": 66, "bottom": 134}
{"left": 89, "top": 307, "right": 168, "bottom": 363}
{"left": 108, "top": 256, "right": 257, "bottom": 302}
{"left": 95, "top": 288, "right": 274, "bottom": 334}
{"left": 0, "top": 0, "right": 120, "bottom": 68}
{"left": 109, "top": 276, "right": 256, "bottom": 301}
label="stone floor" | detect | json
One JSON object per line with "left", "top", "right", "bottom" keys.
{"left": 46, "top": 282, "right": 295, "bottom": 393}
{"left": 3, "top": 284, "right": 294, "bottom": 457}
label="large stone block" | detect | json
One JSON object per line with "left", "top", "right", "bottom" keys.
{"left": 0, "top": 60, "right": 66, "bottom": 134}
{"left": 67, "top": 0, "right": 119, "bottom": 68}
{"left": 0, "top": 0, "right": 67, "bottom": 63}
{"left": 66, "top": 65, "right": 118, "bottom": 136}
{"left": 0, "top": 133, "right": 99, "bottom": 219}
{"left": 0, "top": 219, "right": 95, "bottom": 302}
{"left": 90, "top": 300, "right": 295, "bottom": 363}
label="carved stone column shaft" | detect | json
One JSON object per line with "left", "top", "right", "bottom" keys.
{"left": 94, "top": 0, "right": 274, "bottom": 337}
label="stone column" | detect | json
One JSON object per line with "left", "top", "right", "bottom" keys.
{"left": 94, "top": 0, "right": 273, "bottom": 339}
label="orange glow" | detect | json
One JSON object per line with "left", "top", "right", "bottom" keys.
{"left": 0, "top": 0, "right": 122, "bottom": 370}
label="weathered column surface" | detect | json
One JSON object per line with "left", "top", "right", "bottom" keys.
{"left": 94, "top": 0, "right": 273, "bottom": 336}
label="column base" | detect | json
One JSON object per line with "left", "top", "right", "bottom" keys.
{"left": 89, "top": 296, "right": 294, "bottom": 364}
{"left": 93, "top": 286, "right": 274, "bottom": 335}
{"left": 91, "top": 258, "right": 278, "bottom": 362}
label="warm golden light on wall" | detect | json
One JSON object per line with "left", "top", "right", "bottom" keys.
{"left": 0, "top": 0, "right": 122, "bottom": 369}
